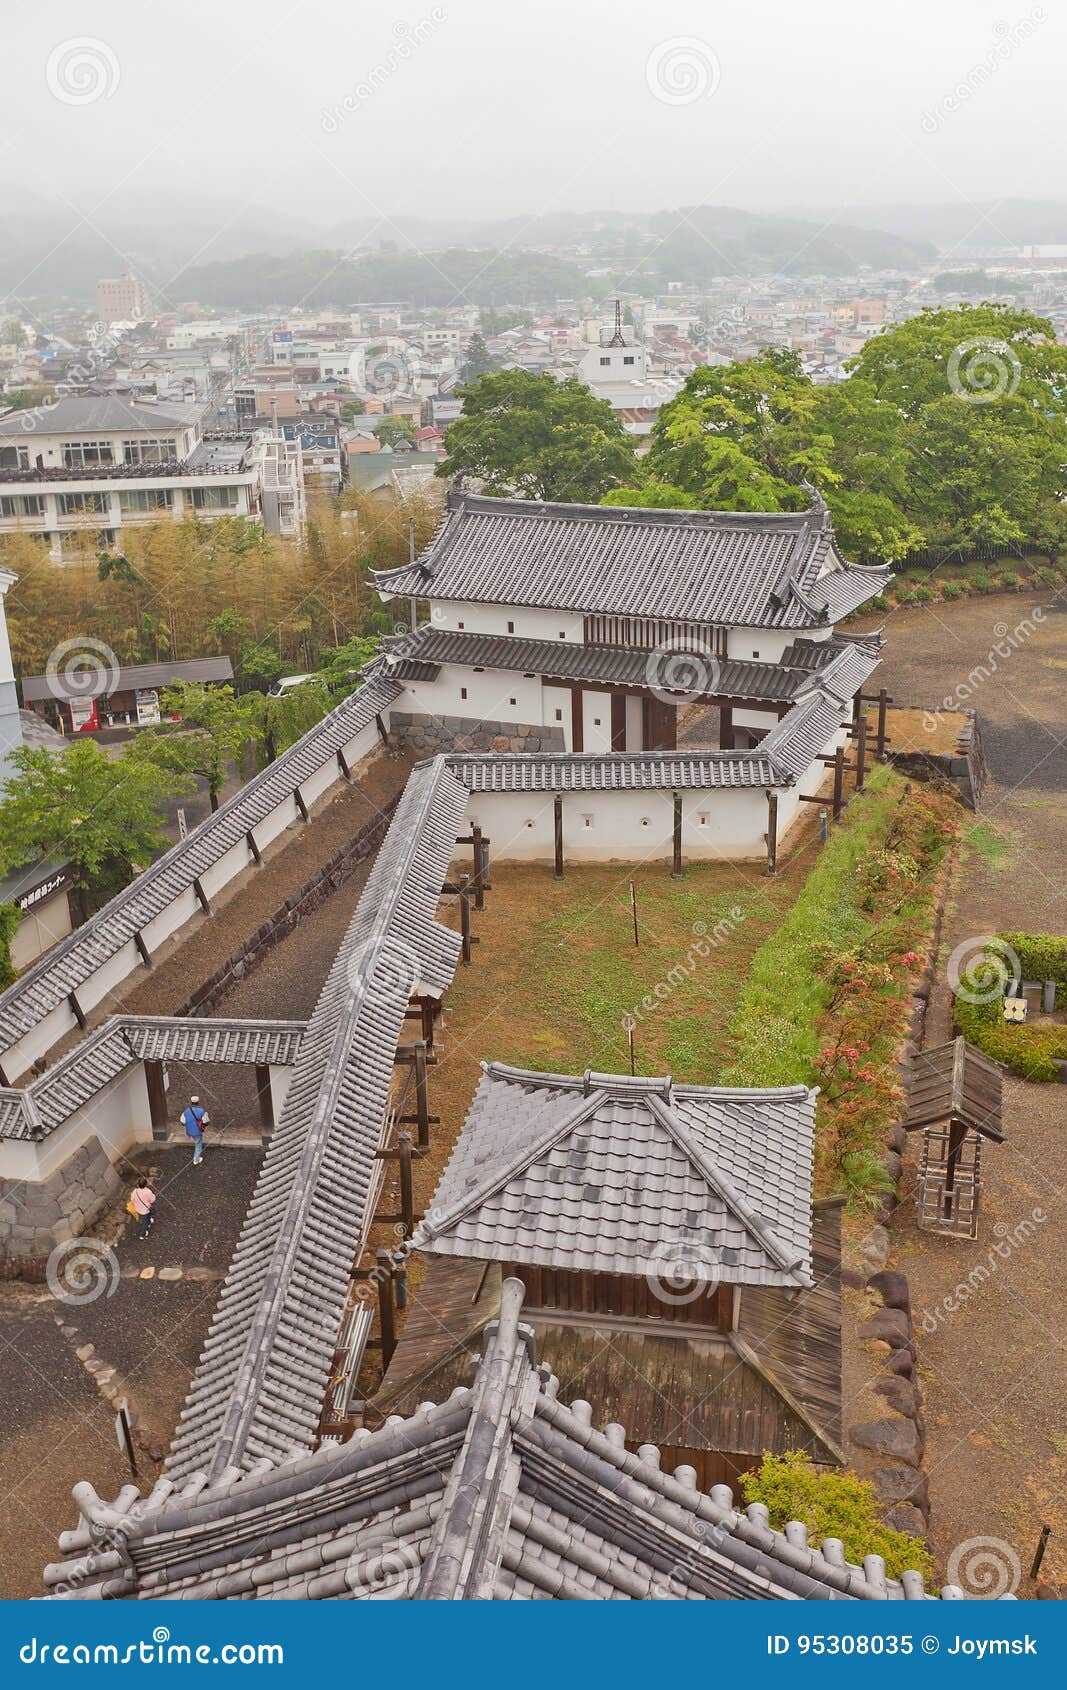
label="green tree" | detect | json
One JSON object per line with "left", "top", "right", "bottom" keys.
{"left": 0, "top": 740, "right": 190, "bottom": 922}
{"left": 1, "top": 319, "right": 26, "bottom": 348}
{"left": 0, "top": 902, "right": 19, "bottom": 990}
{"left": 340, "top": 397, "right": 365, "bottom": 421}
{"left": 148, "top": 682, "right": 255, "bottom": 812}
{"left": 740, "top": 1452, "right": 933, "bottom": 1583}
{"left": 372, "top": 415, "right": 415, "bottom": 450}
{"left": 438, "top": 369, "right": 637, "bottom": 501}
{"left": 460, "top": 331, "right": 497, "bottom": 382}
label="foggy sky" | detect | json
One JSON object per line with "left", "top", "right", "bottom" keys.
{"left": 2, "top": 1, "right": 1064, "bottom": 234}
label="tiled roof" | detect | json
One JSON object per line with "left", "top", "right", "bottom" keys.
{"left": 422, "top": 1065, "right": 816, "bottom": 1288}
{"left": 372, "top": 489, "right": 891, "bottom": 630}
{"left": 47, "top": 1280, "right": 963, "bottom": 1601}
{"left": 164, "top": 757, "right": 469, "bottom": 1486}
{"left": 0, "top": 672, "right": 402, "bottom": 1067}
{"left": 0, "top": 396, "right": 199, "bottom": 436}
{"left": 0, "top": 1017, "right": 306, "bottom": 1143}
{"left": 376, "top": 625, "right": 852, "bottom": 704}
{"left": 445, "top": 750, "right": 782, "bottom": 791}
{"left": 21, "top": 656, "right": 233, "bottom": 704}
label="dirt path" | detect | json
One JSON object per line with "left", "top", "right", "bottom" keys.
{"left": 855, "top": 590, "right": 1067, "bottom": 1590}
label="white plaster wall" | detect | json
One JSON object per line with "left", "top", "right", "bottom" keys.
{"left": 427, "top": 602, "right": 584, "bottom": 642}
{"left": 581, "top": 689, "right": 614, "bottom": 753}
{"left": 542, "top": 685, "right": 572, "bottom": 747}
{"left": 725, "top": 627, "right": 828, "bottom": 663}
{"left": 22, "top": 1063, "right": 154, "bottom": 1185}
{"left": 470, "top": 786, "right": 772, "bottom": 863}
{"left": 625, "top": 695, "right": 643, "bottom": 751}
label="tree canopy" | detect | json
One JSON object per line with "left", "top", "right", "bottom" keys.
{"left": 613, "top": 306, "right": 1067, "bottom": 561}
{"left": 438, "top": 369, "right": 638, "bottom": 502}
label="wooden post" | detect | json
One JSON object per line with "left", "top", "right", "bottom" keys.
{"left": 471, "top": 825, "right": 485, "bottom": 909}
{"left": 193, "top": 876, "right": 211, "bottom": 915}
{"left": 766, "top": 791, "right": 779, "bottom": 876}
{"left": 419, "top": 996, "right": 435, "bottom": 1048}
{"left": 376, "top": 1250, "right": 396, "bottom": 1368}
{"left": 832, "top": 746, "right": 845, "bottom": 821}
{"left": 876, "top": 688, "right": 889, "bottom": 758}
{"left": 413, "top": 1040, "right": 430, "bottom": 1150}
{"left": 628, "top": 1025, "right": 636, "bottom": 1076}
{"left": 246, "top": 830, "right": 262, "bottom": 866}
{"left": 145, "top": 1059, "right": 169, "bottom": 1141}
{"left": 855, "top": 711, "right": 868, "bottom": 792}
{"left": 671, "top": 793, "right": 683, "bottom": 879}
{"left": 630, "top": 881, "right": 639, "bottom": 948}
{"left": 294, "top": 787, "right": 310, "bottom": 823}
{"left": 255, "top": 1065, "right": 274, "bottom": 1143}
{"left": 553, "top": 795, "right": 564, "bottom": 880}
{"left": 133, "top": 930, "right": 153, "bottom": 970}
{"left": 337, "top": 746, "right": 352, "bottom": 782}
{"left": 719, "top": 703, "right": 735, "bottom": 751}
{"left": 398, "top": 1132, "right": 415, "bottom": 1238}
{"left": 1030, "top": 1525, "right": 1053, "bottom": 1581}
{"left": 68, "top": 990, "right": 87, "bottom": 1031}
{"left": 459, "top": 874, "right": 472, "bottom": 964}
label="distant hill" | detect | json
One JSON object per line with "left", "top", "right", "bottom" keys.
{"left": 795, "top": 199, "right": 1067, "bottom": 255}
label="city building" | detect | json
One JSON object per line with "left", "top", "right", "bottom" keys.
{"left": 0, "top": 396, "right": 304, "bottom": 551}
{"left": 0, "top": 565, "right": 19, "bottom": 786}
{"left": 94, "top": 272, "right": 150, "bottom": 326}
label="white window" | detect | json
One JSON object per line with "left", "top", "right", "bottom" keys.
{"left": 62, "top": 439, "right": 114, "bottom": 467}
{"left": 0, "top": 494, "right": 44, "bottom": 517}
{"left": 190, "top": 485, "right": 239, "bottom": 510}
{"left": 0, "top": 445, "right": 29, "bottom": 470}
{"left": 122, "top": 437, "right": 179, "bottom": 464}
{"left": 59, "top": 491, "right": 108, "bottom": 515}
{"left": 119, "top": 488, "right": 174, "bottom": 512}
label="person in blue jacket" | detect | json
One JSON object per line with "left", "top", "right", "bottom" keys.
{"left": 181, "top": 1095, "right": 210, "bottom": 1165}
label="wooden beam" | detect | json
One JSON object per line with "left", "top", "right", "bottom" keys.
{"left": 554, "top": 795, "right": 564, "bottom": 880}
{"left": 337, "top": 745, "right": 352, "bottom": 781}
{"left": 294, "top": 787, "right": 310, "bottom": 823}
{"left": 471, "top": 824, "right": 485, "bottom": 910}
{"left": 376, "top": 1251, "right": 396, "bottom": 1368}
{"left": 398, "top": 1132, "right": 415, "bottom": 1238}
{"left": 570, "top": 687, "right": 583, "bottom": 753}
{"left": 133, "top": 930, "right": 153, "bottom": 970}
{"left": 671, "top": 793, "right": 683, "bottom": 879}
{"left": 719, "top": 703, "right": 735, "bottom": 751}
{"left": 855, "top": 711, "right": 868, "bottom": 792}
{"left": 459, "top": 874, "right": 472, "bottom": 964}
{"left": 766, "top": 791, "right": 779, "bottom": 875}
{"left": 413, "top": 1040, "right": 430, "bottom": 1150}
{"left": 68, "top": 990, "right": 87, "bottom": 1031}
{"left": 144, "top": 1059, "right": 169, "bottom": 1141}
{"left": 875, "top": 687, "right": 889, "bottom": 759}
{"left": 255, "top": 1064, "right": 274, "bottom": 1142}
{"left": 832, "top": 746, "right": 845, "bottom": 821}
{"left": 246, "top": 830, "right": 262, "bottom": 866}
{"left": 610, "top": 692, "right": 626, "bottom": 752}
{"left": 374, "top": 712, "right": 389, "bottom": 745}
{"left": 193, "top": 876, "right": 211, "bottom": 915}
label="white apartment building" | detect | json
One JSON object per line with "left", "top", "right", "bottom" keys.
{"left": 0, "top": 396, "right": 304, "bottom": 553}
{"left": 95, "top": 272, "right": 150, "bottom": 326}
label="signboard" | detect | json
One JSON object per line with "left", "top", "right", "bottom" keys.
{"left": 15, "top": 869, "right": 71, "bottom": 912}
{"left": 176, "top": 807, "right": 188, "bottom": 841}
{"left": 135, "top": 688, "right": 161, "bottom": 726}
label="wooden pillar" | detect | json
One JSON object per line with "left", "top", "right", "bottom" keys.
{"left": 294, "top": 787, "right": 309, "bottom": 823}
{"left": 193, "top": 876, "right": 211, "bottom": 915}
{"left": 855, "top": 711, "right": 868, "bottom": 792}
{"left": 719, "top": 703, "right": 735, "bottom": 751}
{"left": 255, "top": 1065, "right": 274, "bottom": 1142}
{"left": 570, "top": 687, "right": 584, "bottom": 753}
{"left": 398, "top": 1132, "right": 415, "bottom": 1239}
{"left": 69, "top": 990, "right": 87, "bottom": 1031}
{"left": 553, "top": 795, "right": 564, "bottom": 880}
{"left": 832, "top": 746, "right": 845, "bottom": 821}
{"left": 671, "top": 793, "right": 683, "bottom": 879}
{"left": 852, "top": 690, "right": 862, "bottom": 726}
{"left": 134, "top": 930, "right": 153, "bottom": 970}
{"left": 471, "top": 825, "right": 485, "bottom": 909}
{"left": 376, "top": 1250, "right": 396, "bottom": 1368}
{"left": 419, "top": 996, "right": 435, "bottom": 1048}
{"left": 337, "top": 745, "right": 352, "bottom": 782}
{"left": 374, "top": 712, "right": 388, "bottom": 745}
{"left": 876, "top": 688, "right": 889, "bottom": 759}
{"left": 246, "top": 829, "right": 262, "bottom": 866}
{"left": 145, "top": 1059, "right": 169, "bottom": 1141}
{"left": 766, "top": 791, "right": 779, "bottom": 876}
{"left": 459, "top": 874, "right": 472, "bottom": 964}
{"left": 413, "top": 1039, "right": 430, "bottom": 1150}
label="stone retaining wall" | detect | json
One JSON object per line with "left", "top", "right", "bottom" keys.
{"left": 389, "top": 711, "right": 566, "bottom": 757}
{"left": 886, "top": 709, "right": 986, "bottom": 811}
{"left": 0, "top": 1136, "right": 126, "bottom": 1257}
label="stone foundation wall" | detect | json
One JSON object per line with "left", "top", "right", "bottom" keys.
{"left": 389, "top": 712, "right": 566, "bottom": 756}
{"left": 0, "top": 1136, "right": 124, "bottom": 1256}
{"left": 886, "top": 709, "right": 986, "bottom": 811}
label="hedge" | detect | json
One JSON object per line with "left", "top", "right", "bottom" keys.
{"left": 953, "top": 932, "right": 1067, "bottom": 1081}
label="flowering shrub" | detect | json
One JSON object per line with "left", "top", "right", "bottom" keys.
{"left": 740, "top": 1452, "right": 934, "bottom": 1582}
